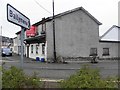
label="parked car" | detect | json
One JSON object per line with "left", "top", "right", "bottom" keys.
{"left": 1, "top": 48, "right": 12, "bottom": 57}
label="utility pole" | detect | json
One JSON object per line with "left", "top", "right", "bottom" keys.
{"left": 0, "top": 25, "right": 2, "bottom": 90}
{"left": 0, "top": 26, "right": 2, "bottom": 48}
{"left": 0, "top": 26, "right": 2, "bottom": 34}
{"left": 118, "top": 2, "right": 120, "bottom": 89}
{"left": 0, "top": 26, "right": 2, "bottom": 52}
{"left": 52, "top": 0, "right": 57, "bottom": 62}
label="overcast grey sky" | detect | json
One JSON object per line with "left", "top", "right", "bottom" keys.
{"left": 0, "top": 0, "right": 119, "bottom": 38}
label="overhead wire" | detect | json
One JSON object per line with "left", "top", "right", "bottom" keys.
{"left": 33, "top": 0, "right": 52, "bottom": 14}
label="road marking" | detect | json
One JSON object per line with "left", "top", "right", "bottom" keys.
{"left": 1, "top": 60, "right": 19, "bottom": 62}
{"left": 40, "top": 78, "right": 64, "bottom": 82}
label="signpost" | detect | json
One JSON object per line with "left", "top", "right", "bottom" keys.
{"left": 7, "top": 4, "right": 30, "bottom": 29}
{"left": 7, "top": 4, "right": 30, "bottom": 69}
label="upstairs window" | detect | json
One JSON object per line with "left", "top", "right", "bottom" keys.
{"left": 103, "top": 48, "right": 109, "bottom": 56}
{"left": 42, "top": 22, "right": 46, "bottom": 31}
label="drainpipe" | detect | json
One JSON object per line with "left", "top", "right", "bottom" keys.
{"left": 52, "top": 0, "right": 57, "bottom": 62}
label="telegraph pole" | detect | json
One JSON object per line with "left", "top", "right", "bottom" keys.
{"left": 52, "top": 0, "right": 57, "bottom": 62}
{"left": 0, "top": 26, "right": 2, "bottom": 53}
{"left": 0, "top": 26, "right": 2, "bottom": 48}
{"left": 118, "top": 1, "right": 120, "bottom": 89}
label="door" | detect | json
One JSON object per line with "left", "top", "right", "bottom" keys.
{"left": 27, "top": 45, "right": 29, "bottom": 58}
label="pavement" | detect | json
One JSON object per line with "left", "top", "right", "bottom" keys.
{"left": 1, "top": 53, "right": 36, "bottom": 62}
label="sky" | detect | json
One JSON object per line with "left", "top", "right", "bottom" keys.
{"left": 0, "top": 0, "right": 119, "bottom": 38}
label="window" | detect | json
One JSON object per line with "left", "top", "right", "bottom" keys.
{"left": 42, "top": 44, "right": 45, "bottom": 54}
{"left": 19, "top": 35, "right": 21, "bottom": 40}
{"left": 31, "top": 45, "right": 33, "bottom": 53}
{"left": 18, "top": 46, "right": 21, "bottom": 53}
{"left": 42, "top": 23, "right": 46, "bottom": 31}
{"left": 90, "top": 48, "right": 97, "bottom": 56}
{"left": 40, "top": 22, "right": 46, "bottom": 35}
{"left": 103, "top": 48, "right": 109, "bottom": 56}
{"left": 36, "top": 45, "right": 38, "bottom": 54}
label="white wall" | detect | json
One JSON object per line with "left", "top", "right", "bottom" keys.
{"left": 13, "top": 37, "right": 18, "bottom": 53}
{"left": 15, "top": 33, "right": 26, "bottom": 55}
{"left": 29, "top": 43, "right": 45, "bottom": 60}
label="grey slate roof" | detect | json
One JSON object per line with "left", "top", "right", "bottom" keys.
{"left": 0, "top": 36, "right": 13, "bottom": 43}
{"left": 53, "top": 7, "right": 102, "bottom": 25}
{"left": 100, "top": 25, "right": 120, "bottom": 42}
{"left": 33, "top": 6, "right": 102, "bottom": 26}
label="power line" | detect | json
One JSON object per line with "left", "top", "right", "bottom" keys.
{"left": 33, "top": 0, "right": 52, "bottom": 14}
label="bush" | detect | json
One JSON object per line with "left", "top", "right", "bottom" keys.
{"left": 60, "top": 65, "right": 117, "bottom": 88}
{"left": 24, "top": 72, "right": 41, "bottom": 88}
{"left": 2, "top": 66, "right": 42, "bottom": 88}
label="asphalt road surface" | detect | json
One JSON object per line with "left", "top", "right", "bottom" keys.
{"left": 1, "top": 54, "right": 119, "bottom": 80}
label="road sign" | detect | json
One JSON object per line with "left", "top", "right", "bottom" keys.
{"left": 7, "top": 4, "right": 30, "bottom": 69}
{"left": 7, "top": 4, "right": 30, "bottom": 29}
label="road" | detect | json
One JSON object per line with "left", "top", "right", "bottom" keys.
{"left": 1, "top": 53, "right": 119, "bottom": 80}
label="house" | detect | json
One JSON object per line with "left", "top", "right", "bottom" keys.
{"left": 99, "top": 25, "right": 120, "bottom": 59}
{"left": 0, "top": 36, "right": 13, "bottom": 49}
{"left": 24, "top": 18, "right": 47, "bottom": 59}
{"left": 24, "top": 7, "right": 102, "bottom": 61}
{"left": 15, "top": 30, "right": 26, "bottom": 55}
{"left": 13, "top": 37, "right": 17, "bottom": 54}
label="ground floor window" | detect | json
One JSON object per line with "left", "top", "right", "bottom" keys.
{"left": 36, "top": 45, "right": 39, "bottom": 54}
{"left": 103, "top": 48, "right": 109, "bottom": 56}
{"left": 42, "top": 43, "right": 45, "bottom": 54}
{"left": 31, "top": 45, "right": 33, "bottom": 53}
{"left": 18, "top": 46, "right": 21, "bottom": 53}
{"left": 90, "top": 48, "right": 97, "bottom": 56}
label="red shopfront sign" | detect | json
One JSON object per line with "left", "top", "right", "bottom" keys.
{"left": 26, "top": 26, "right": 37, "bottom": 37}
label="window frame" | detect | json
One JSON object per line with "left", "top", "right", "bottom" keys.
{"left": 31, "top": 45, "right": 33, "bottom": 53}
{"left": 90, "top": 48, "right": 97, "bottom": 56}
{"left": 42, "top": 44, "right": 45, "bottom": 55}
{"left": 102, "top": 48, "right": 109, "bottom": 56}
{"left": 36, "top": 45, "right": 39, "bottom": 54}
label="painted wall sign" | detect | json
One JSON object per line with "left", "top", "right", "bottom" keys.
{"left": 26, "top": 26, "right": 37, "bottom": 37}
{"left": 7, "top": 4, "right": 30, "bottom": 29}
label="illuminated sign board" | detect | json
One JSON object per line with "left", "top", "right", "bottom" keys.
{"left": 7, "top": 4, "right": 30, "bottom": 29}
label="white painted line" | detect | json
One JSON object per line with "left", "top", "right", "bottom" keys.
{"left": 2, "top": 60, "right": 19, "bottom": 62}
{"left": 106, "top": 81, "right": 120, "bottom": 83}
{"left": 40, "top": 78, "right": 64, "bottom": 82}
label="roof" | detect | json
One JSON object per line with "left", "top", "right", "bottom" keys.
{"left": 16, "top": 29, "right": 27, "bottom": 35}
{"left": 0, "top": 36, "right": 13, "bottom": 43}
{"left": 33, "top": 17, "right": 52, "bottom": 26}
{"left": 24, "top": 35, "right": 45, "bottom": 44}
{"left": 33, "top": 6, "right": 102, "bottom": 26}
{"left": 54, "top": 7, "right": 102, "bottom": 25}
{"left": 13, "top": 37, "right": 17, "bottom": 39}
{"left": 100, "top": 25, "right": 120, "bottom": 42}
{"left": 16, "top": 31, "right": 21, "bottom": 35}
